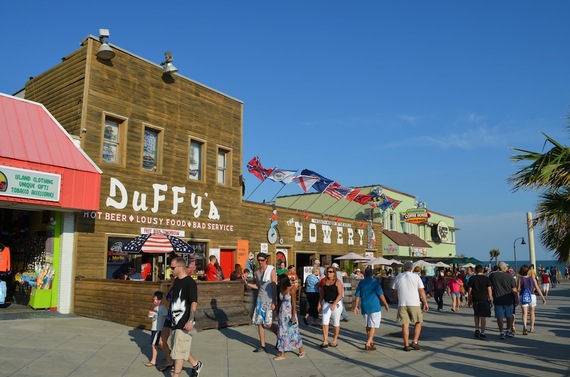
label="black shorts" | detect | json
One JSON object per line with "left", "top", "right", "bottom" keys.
{"left": 472, "top": 300, "right": 492, "bottom": 317}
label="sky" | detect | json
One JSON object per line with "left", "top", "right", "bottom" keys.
{"left": 2, "top": 1, "right": 570, "bottom": 262}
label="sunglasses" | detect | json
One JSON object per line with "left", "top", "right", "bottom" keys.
{"left": 258, "top": 259, "right": 266, "bottom": 262}
{"left": 327, "top": 270, "right": 335, "bottom": 273}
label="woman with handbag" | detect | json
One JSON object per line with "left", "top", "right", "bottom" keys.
{"left": 517, "top": 265, "right": 546, "bottom": 334}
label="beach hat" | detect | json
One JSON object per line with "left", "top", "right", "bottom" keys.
{"left": 332, "top": 263, "right": 339, "bottom": 268}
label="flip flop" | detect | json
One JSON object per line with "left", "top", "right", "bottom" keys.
{"left": 330, "top": 342, "right": 338, "bottom": 347}
{"left": 273, "top": 355, "right": 286, "bottom": 361}
{"left": 144, "top": 362, "right": 155, "bottom": 367}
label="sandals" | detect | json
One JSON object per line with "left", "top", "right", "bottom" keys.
{"left": 158, "top": 364, "right": 173, "bottom": 372}
{"left": 319, "top": 343, "right": 329, "bottom": 348}
{"left": 144, "top": 362, "right": 155, "bottom": 367}
{"left": 273, "top": 355, "right": 286, "bottom": 361}
{"left": 298, "top": 352, "right": 305, "bottom": 358}
{"left": 330, "top": 342, "right": 338, "bottom": 347}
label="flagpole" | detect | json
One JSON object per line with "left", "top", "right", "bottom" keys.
{"left": 269, "top": 184, "right": 287, "bottom": 203}
{"left": 244, "top": 179, "right": 267, "bottom": 202}
{"left": 286, "top": 194, "right": 304, "bottom": 210}
{"left": 330, "top": 198, "right": 354, "bottom": 217}
{"left": 304, "top": 192, "right": 325, "bottom": 213}
{"left": 321, "top": 198, "right": 342, "bottom": 215}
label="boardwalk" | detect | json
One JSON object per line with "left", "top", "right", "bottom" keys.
{"left": 1, "top": 281, "right": 569, "bottom": 377}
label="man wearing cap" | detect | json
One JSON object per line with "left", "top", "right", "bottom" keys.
{"left": 332, "top": 263, "right": 350, "bottom": 322}
{"left": 354, "top": 267, "right": 390, "bottom": 350}
{"left": 392, "top": 261, "right": 429, "bottom": 351}
{"left": 489, "top": 261, "right": 518, "bottom": 340}
{"left": 245, "top": 252, "right": 278, "bottom": 352}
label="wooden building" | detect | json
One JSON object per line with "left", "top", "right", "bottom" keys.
{"left": 14, "top": 32, "right": 379, "bottom": 329}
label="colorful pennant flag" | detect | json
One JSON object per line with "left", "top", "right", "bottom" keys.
{"left": 247, "top": 156, "right": 275, "bottom": 181}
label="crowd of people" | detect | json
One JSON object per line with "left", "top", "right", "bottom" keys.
{"left": 144, "top": 253, "right": 560, "bottom": 375}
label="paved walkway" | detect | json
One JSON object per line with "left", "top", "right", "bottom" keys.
{"left": 1, "top": 282, "right": 569, "bottom": 377}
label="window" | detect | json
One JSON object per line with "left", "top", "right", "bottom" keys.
{"left": 189, "top": 139, "right": 204, "bottom": 180}
{"left": 142, "top": 126, "right": 162, "bottom": 172}
{"left": 102, "top": 116, "right": 125, "bottom": 164}
{"left": 217, "top": 148, "right": 231, "bottom": 184}
{"left": 389, "top": 212, "right": 396, "bottom": 231}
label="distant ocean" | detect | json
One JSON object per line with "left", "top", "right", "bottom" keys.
{"left": 493, "top": 259, "right": 568, "bottom": 271}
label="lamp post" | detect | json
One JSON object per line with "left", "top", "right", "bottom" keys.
{"left": 513, "top": 237, "right": 526, "bottom": 274}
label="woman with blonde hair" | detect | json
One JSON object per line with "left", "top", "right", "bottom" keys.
{"left": 303, "top": 267, "right": 321, "bottom": 326}
{"left": 318, "top": 266, "right": 344, "bottom": 347}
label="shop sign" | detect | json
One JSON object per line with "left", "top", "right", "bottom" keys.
{"left": 0, "top": 166, "right": 61, "bottom": 202}
{"left": 83, "top": 177, "right": 236, "bottom": 233}
{"left": 404, "top": 208, "right": 430, "bottom": 224}
{"left": 290, "top": 220, "right": 369, "bottom": 246}
{"left": 436, "top": 221, "right": 450, "bottom": 242}
{"left": 384, "top": 244, "right": 397, "bottom": 254}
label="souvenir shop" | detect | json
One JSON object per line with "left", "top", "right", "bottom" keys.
{"left": 0, "top": 93, "right": 102, "bottom": 312}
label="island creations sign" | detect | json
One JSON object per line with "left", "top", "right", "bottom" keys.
{"left": 0, "top": 166, "right": 61, "bottom": 202}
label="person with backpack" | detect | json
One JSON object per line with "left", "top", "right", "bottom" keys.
{"left": 517, "top": 265, "right": 546, "bottom": 335}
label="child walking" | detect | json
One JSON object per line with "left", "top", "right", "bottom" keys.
{"left": 274, "top": 274, "right": 305, "bottom": 360}
{"left": 146, "top": 291, "right": 170, "bottom": 369}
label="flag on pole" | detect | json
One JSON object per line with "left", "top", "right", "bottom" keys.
{"left": 267, "top": 169, "right": 297, "bottom": 185}
{"left": 293, "top": 175, "right": 320, "bottom": 192}
{"left": 324, "top": 182, "right": 353, "bottom": 200}
{"left": 300, "top": 169, "right": 334, "bottom": 192}
{"left": 345, "top": 189, "right": 361, "bottom": 201}
{"left": 247, "top": 156, "right": 275, "bottom": 181}
{"left": 352, "top": 193, "right": 374, "bottom": 205}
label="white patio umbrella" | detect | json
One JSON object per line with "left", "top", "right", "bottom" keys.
{"left": 434, "top": 261, "right": 450, "bottom": 268}
{"left": 462, "top": 262, "right": 476, "bottom": 268}
{"left": 367, "top": 257, "right": 403, "bottom": 266}
{"left": 335, "top": 252, "right": 373, "bottom": 261}
{"left": 413, "top": 260, "right": 435, "bottom": 268}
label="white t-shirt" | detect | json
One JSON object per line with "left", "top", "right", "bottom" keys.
{"left": 392, "top": 271, "right": 424, "bottom": 307}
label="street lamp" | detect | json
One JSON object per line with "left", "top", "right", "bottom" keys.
{"left": 513, "top": 237, "right": 526, "bottom": 274}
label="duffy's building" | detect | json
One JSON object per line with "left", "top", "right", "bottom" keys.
{"left": 1, "top": 30, "right": 382, "bottom": 328}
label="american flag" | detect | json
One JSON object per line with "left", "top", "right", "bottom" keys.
{"left": 324, "top": 182, "right": 353, "bottom": 200}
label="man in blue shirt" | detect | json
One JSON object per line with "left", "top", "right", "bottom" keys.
{"left": 354, "top": 267, "right": 390, "bottom": 350}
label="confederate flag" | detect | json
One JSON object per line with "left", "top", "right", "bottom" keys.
{"left": 247, "top": 156, "right": 275, "bottom": 181}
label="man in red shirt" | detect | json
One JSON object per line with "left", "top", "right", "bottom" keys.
{"left": 205, "top": 255, "right": 221, "bottom": 281}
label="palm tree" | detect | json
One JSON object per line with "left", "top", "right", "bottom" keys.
{"left": 489, "top": 249, "right": 501, "bottom": 266}
{"left": 509, "top": 127, "right": 570, "bottom": 262}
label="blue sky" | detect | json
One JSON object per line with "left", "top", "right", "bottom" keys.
{"left": 2, "top": 1, "right": 570, "bottom": 262}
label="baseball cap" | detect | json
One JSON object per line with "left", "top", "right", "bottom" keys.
{"left": 499, "top": 261, "right": 509, "bottom": 269}
{"left": 332, "top": 263, "right": 339, "bottom": 268}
